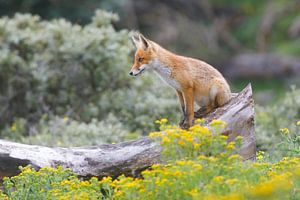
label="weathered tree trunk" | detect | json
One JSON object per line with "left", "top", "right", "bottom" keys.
{"left": 224, "top": 53, "right": 300, "bottom": 79}
{"left": 0, "top": 84, "right": 255, "bottom": 179}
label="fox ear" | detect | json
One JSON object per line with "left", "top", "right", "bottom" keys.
{"left": 131, "top": 32, "right": 150, "bottom": 50}
{"left": 139, "top": 34, "right": 150, "bottom": 51}
{"left": 131, "top": 32, "right": 140, "bottom": 48}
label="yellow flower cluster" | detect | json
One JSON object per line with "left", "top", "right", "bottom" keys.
{"left": 250, "top": 172, "right": 293, "bottom": 198}
{"left": 150, "top": 119, "right": 239, "bottom": 161}
{"left": 2, "top": 120, "right": 300, "bottom": 200}
{"left": 279, "top": 127, "right": 290, "bottom": 135}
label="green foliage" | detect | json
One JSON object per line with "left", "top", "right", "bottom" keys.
{"left": 1, "top": 114, "right": 131, "bottom": 146}
{"left": 0, "top": 11, "right": 179, "bottom": 145}
{"left": 211, "top": 0, "right": 300, "bottom": 56}
{"left": 0, "top": 11, "right": 131, "bottom": 124}
{"left": 0, "top": 0, "right": 109, "bottom": 24}
{"left": 255, "top": 86, "right": 300, "bottom": 159}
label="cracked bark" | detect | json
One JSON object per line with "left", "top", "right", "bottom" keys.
{"left": 0, "top": 84, "right": 255, "bottom": 179}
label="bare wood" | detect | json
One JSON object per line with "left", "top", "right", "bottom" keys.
{"left": 0, "top": 84, "right": 255, "bottom": 179}
{"left": 224, "top": 53, "right": 300, "bottom": 80}
{"left": 202, "top": 84, "right": 256, "bottom": 160}
{"left": 0, "top": 137, "right": 161, "bottom": 179}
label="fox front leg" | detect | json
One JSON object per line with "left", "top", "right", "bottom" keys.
{"left": 176, "top": 90, "right": 186, "bottom": 127}
{"left": 181, "top": 88, "right": 194, "bottom": 129}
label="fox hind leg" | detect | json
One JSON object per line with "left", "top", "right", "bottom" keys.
{"left": 194, "top": 107, "right": 206, "bottom": 118}
{"left": 216, "top": 91, "right": 230, "bottom": 107}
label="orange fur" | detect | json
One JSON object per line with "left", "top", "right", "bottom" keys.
{"left": 129, "top": 33, "right": 231, "bottom": 129}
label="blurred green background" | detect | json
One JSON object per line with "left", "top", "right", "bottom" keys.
{"left": 0, "top": 0, "right": 299, "bottom": 159}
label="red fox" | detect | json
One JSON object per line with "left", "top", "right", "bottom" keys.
{"left": 129, "top": 33, "right": 231, "bottom": 129}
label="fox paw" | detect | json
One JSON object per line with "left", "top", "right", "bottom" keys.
{"left": 179, "top": 118, "right": 185, "bottom": 127}
{"left": 194, "top": 107, "right": 206, "bottom": 118}
{"left": 179, "top": 121, "right": 191, "bottom": 130}
{"left": 194, "top": 111, "right": 205, "bottom": 118}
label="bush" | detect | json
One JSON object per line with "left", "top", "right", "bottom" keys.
{"left": 0, "top": 10, "right": 179, "bottom": 144}
{"left": 1, "top": 121, "right": 300, "bottom": 200}
{"left": 255, "top": 86, "right": 300, "bottom": 158}
{"left": 1, "top": 114, "right": 132, "bottom": 147}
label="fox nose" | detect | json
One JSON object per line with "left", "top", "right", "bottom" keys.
{"left": 129, "top": 71, "right": 133, "bottom": 76}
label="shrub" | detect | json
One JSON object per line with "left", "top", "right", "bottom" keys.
{"left": 0, "top": 10, "right": 179, "bottom": 144}
{"left": 0, "top": 10, "right": 130, "bottom": 125}
{"left": 1, "top": 114, "right": 132, "bottom": 146}
{"left": 255, "top": 86, "right": 300, "bottom": 158}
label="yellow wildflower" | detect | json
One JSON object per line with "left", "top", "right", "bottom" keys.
{"left": 100, "top": 176, "right": 112, "bottom": 184}
{"left": 178, "top": 140, "right": 185, "bottom": 146}
{"left": 80, "top": 181, "right": 90, "bottom": 187}
{"left": 185, "top": 136, "right": 194, "bottom": 143}
{"left": 251, "top": 173, "right": 293, "bottom": 197}
{"left": 139, "top": 188, "right": 146, "bottom": 193}
{"left": 220, "top": 135, "right": 228, "bottom": 140}
{"left": 228, "top": 154, "right": 241, "bottom": 161}
{"left": 226, "top": 142, "right": 235, "bottom": 150}
{"left": 257, "top": 151, "right": 265, "bottom": 161}
{"left": 210, "top": 119, "right": 227, "bottom": 127}
{"left": 199, "top": 126, "right": 211, "bottom": 135}
{"left": 193, "top": 142, "right": 201, "bottom": 149}
{"left": 176, "top": 160, "right": 186, "bottom": 166}
{"left": 161, "top": 136, "right": 171, "bottom": 144}
{"left": 63, "top": 116, "right": 69, "bottom": 123}
{"left": 213, "top": 176, "right": 224, "bottom": 182}
{"left": 185, "top": 188, "right": 200, "bottom": 197}
{"left": 195, "top": 118, "right": 204, "bottom": 124}
{"left": 114, "top": 190, "right": 124, "bottom": 198}
{"left": 221, "top": 193, "right": 243, "bottom": 200}
{"left": 155, "top": 118, "right": 168, "bottom": 124}
{"left": 297, "top": 120, "right": 300, "bottom": 126}
{"left": 60, "top": 180, "right": 71, "bottom": 186}
{"left": 225, "top": 179, "right": 238, "bottom": 185}
{"left": 151, "top": 164, "right": 161, "bottom": 169}
{"left": 208, "top": 157, "right": 218, "bottom": 162}
{"left": 161, "top": 118, "right": 168, "bottom": 123}
{"left": 10, "top": 123, "right": 17, "bottom": 132}
{"left": 192, "top": 163, "right": 203, "bottom": 171}
{"left": 173, "top": 170, "right": 183, "bottom": 177}
{"left": 124, "top": 182, "right": 138, "bottom": 188}
{"left": 155, "top": 178, "right": 168, "bottom": 186}
{"left": 198, "top": 155, "right": 207, "bottom": 160}
{"left": 267, "top": 171, "right": 276, "bottom": 177}
{"left": 149, "top": 132, "right": 161, "bottom": 138}
{"left": 279, "top": 128, "right": 290, "bottom": 135}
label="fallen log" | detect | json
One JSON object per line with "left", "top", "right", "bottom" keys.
{"left": 0, "top": 84, "right": 255, "bottom": 179}
{"left": 224, "top": 53, "right": 300, "bottom": 79}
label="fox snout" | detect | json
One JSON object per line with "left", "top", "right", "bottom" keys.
{"left": 129, "top": 66, "right": 145, "bottom": 77}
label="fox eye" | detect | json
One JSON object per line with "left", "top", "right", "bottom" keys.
{"left": 138, "top": 57, "right": 144, "bottom": 62}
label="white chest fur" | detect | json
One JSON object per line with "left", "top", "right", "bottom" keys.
{"left": 150, "top": 59, "right": 181, "bottom": 90}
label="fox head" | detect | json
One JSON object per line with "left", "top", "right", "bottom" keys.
{"left": 129, "top": 33, "right": 155, "bottom": 77}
